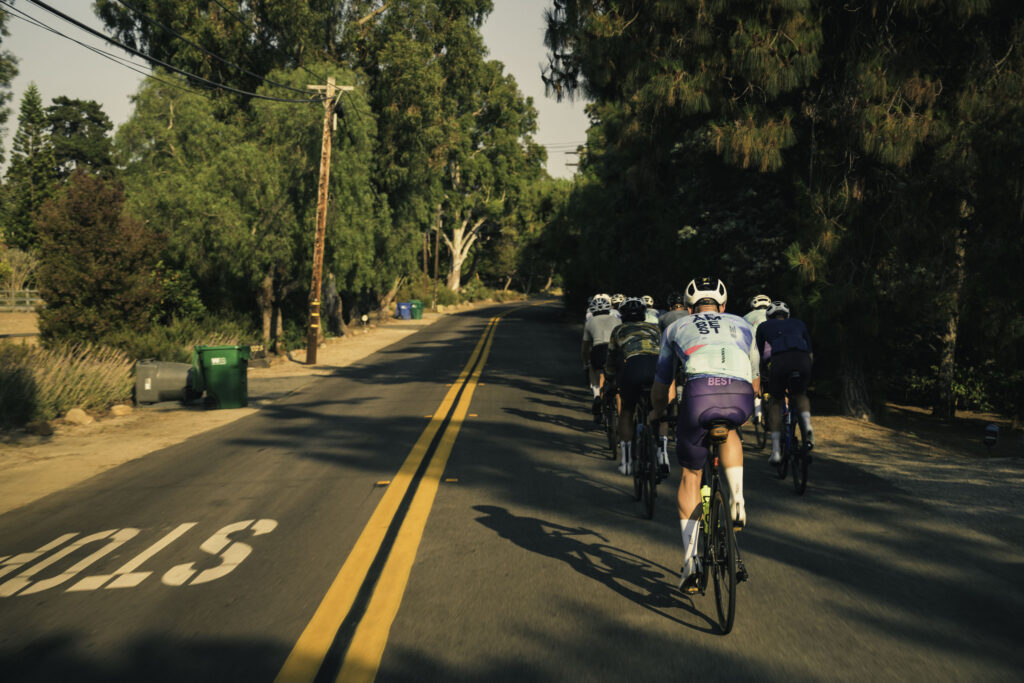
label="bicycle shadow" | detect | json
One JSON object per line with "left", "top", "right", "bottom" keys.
{"left": 472, "top": 505, "right": 717, "bottom": 633}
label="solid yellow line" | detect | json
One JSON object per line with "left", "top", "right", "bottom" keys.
{"left": 336, "top": 316, "right": 501, "bottom": 683}
{"left": 273, "top": 318, "right": 498, "bottom": 683}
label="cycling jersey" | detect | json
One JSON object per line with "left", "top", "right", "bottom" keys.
{"left": 583, "top": 312, "right": 620, "bottom": 348}
{"left": 658, "top": 308, "right": 689, "bottom": 331}
{"left": 644, "top": 308, "right": 661, "bottom": 325}
{"left": 605, "top": 321, "right": 660, "bottom": 377}
{"left": 655, "top": 312, "right": 760, "bottom": 385}
{"left": 743, "top": 308, "right": 767, "bottom": 329}
{"left": 756, "top": 318, "right": 812, "bottom": 359}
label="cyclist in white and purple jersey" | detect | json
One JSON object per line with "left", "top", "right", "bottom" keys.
{"left": 649, "top": 276, "right": 760, "bottom": 594}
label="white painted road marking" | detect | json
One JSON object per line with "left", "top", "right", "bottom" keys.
{"left": 163, "top": 519, "right": 278, "bottom": 586}
{"left": 0, "top": 519, "right": 279, "bottom": 596}
{"left": 68, "top": 523, "right": 198, "bottom": 591}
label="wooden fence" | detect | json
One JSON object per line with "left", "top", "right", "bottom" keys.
{"left": 0, "top": 289, "right": 44, "bottom": 312}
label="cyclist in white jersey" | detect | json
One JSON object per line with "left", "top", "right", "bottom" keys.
{"left": 743, "top": 294, "right": 771, "bottom": 424}
{"left": 582, "top": 294, "right": 621, "bottom": 415}
{"left": 649, "top": 277, "right": 760, "bottom": 594}
{"left": 642, "top": 295, "right": 660, "bottom": 324}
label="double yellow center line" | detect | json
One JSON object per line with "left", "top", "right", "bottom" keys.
{"left": 275, "top": 312, "right": 506, "bottom": 683}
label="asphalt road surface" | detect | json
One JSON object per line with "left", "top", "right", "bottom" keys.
{"left": 1, "top": 302, "right": 1021, "bottom": 682}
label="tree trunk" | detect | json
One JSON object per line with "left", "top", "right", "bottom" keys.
{"left": 840, "top": 348, "right": 873, "bottom": 420}
{"left": 378, "top": 276, "right": 402, "bottom": 320}
{"left": 442, "top": 215, "right": 485, "bottom": 292}
{"left": 933, "top": 221, "right": 968, "bottom": 419}
{"left": 542, "top": 273, "right": 554, "bottom": 292}
{"left": 502, "top": 276, "right": 511, "bottom": 292}
{"left": 258, "top": 272, "right": 274, "bottom": 343}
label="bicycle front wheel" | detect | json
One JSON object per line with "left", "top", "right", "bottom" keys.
{"left": 710, "top": 490, "right": 737, "bottom": 634}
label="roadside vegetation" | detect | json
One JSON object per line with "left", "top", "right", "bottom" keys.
{"left": 0, "top": 342, "right": 132, "bottom": 427}
{"left": 1, "top": 2, "right": 1021, "bottom": 431}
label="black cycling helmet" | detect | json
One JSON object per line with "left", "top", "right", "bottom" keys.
{"left": 666, "top": 291, "right": 686, "bottom": 308}
{"left": 619, "top": 297, "right": 646, "bottom": 322}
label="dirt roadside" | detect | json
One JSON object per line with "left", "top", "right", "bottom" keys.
{"left": 0, "top": 307, "right": 463, "bottom": 515}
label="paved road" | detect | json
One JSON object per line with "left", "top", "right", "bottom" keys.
{"left": 1, "top": 302, "right": 1021, "bottom": 682}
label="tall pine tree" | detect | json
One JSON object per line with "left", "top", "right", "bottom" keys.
{"left": 4, "top": 84, "right": 57, "bottom": 251}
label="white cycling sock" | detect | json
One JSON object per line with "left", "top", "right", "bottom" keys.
{"left": 680, "top": 518, "right": 699, "bottom": 561}
{"left": 799, "top": 412, "right": 812, "bottom": 438}
{"left": 591, "top": 385, "right": 601, "bottom": 398}
{"left": 771, "top": 431, "right": 781, "bottom": 457}
{"left": 659, "top": 436, "right": 670, "bottom": 465}
{"left": 725, "top": 466, "right": 744, "bottom": 505}
{"left": 753, "top": 396, "right": 762, "bottom": 419}
{"left": 618, "top": 441, "right": 631, "bottom": 474}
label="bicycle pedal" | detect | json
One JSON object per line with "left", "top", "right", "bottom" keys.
{"left": 737, "top": 561, "right": 749, "bottom": 583}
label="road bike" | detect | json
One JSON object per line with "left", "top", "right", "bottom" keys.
{"left": 744, "top": 406, "right": 768, "bottom": 451}
{"left": 654, "top": 414, "right": 748, "bottom": 634}
{"left": 697, "top": 419, "right": 748, "bottom": 634}
{"left": 631, "top": 390, "right": 659, "bottom": 519}
{"left": 767, "top": 390, "right": 810, "bottom": 495}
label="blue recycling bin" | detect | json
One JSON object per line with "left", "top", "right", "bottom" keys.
{"left": 396, "top": 302, "right": 412, "bottom": 319}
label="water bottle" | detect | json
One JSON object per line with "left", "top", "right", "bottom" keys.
{"left": 700, "top": 484, "right": 711, "bottom": 531}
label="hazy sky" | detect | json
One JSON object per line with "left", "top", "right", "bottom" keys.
{"left": 0, "top": 0, "right": 589, "bottom": 178}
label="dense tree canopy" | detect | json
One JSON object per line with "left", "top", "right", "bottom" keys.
{"left": 544, "top": 0, "right": 1024, "bottom": 419}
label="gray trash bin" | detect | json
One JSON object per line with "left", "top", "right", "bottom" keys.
{"left": 134, "top": 360, "right": 200, "bottom": 404}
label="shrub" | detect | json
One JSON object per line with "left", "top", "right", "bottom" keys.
{"left": 101, "top": 314, "right": 253, "bottom": 363}
{"left": 0, "top": 342, "right": 133, "bottom": 427}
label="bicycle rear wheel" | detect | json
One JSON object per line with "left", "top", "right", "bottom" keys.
{"left": 710, "top": 490, "right": 737, "bottom": 634}
{"left": 632, "top": 433, "right": 643, "bottom": 501}
{"left": 754, "top": 414, "right": 767, "bottom": 450}
{"left": 791, "top": 442, "right": 809, "bottom": 495}
{"left": 642, "top": 430, "right": 657, "bottom": 519}
{"left": 775, "top": 420, "right": 792, "bottom": 479}
{"left": 604, "top": 402, "right": 618, "bottom": 459}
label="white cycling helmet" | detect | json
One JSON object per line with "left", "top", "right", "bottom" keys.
{"left": 589, "top": 294, "right": 612, "bottom": 313}
{"left": 684, "top": 276, "right": 728, "bottom": 307}
{"left": 766, "top": 300, "right": 790, "bottom": 318}
{"left": 749, "top": 294, "right": 771, "bottom": 310}
{"left": 641, "top": 295, "right": 654, "bottom": 307}
{"left": 610, "top": 293, "right": 626, "bottom": 308}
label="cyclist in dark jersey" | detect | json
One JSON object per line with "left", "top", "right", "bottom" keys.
{"left": 756, "top": 300, "right": 814, "bottom": 463}
{"left": 604, "top": 297, "right": 662, "bottom": 475}
{"left": 658, "top": 291, "right": 689, "bottom": 331}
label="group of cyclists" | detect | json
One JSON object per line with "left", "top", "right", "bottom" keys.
{"left": 581, "top": 277, "right": 815, "bottom": 593}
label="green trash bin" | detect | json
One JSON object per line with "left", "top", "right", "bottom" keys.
{"left": 409, "top": 299, "right": 424, "bottom": 320}
{"left": 192, "top": 344, "right": 251, "bottom": 409}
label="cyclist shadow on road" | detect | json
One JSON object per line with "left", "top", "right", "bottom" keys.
{"left": 473, "top": 505, "right": 716, "bottom": 633}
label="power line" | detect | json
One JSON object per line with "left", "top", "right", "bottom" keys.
{"left": 206, "top": 0, "right": 327, "bottom": 84}
{"left": 22, "top": 0, "right": 326, "bottom": 103}
{"left": 112, "top": 0, "right": 312, "bottom": 96}
{"left": 0, "top": 2, "right": 210, "bottom": 100}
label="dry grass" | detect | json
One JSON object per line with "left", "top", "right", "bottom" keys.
{"left": 0, "top": 342, "right": 133, "bottom": 426}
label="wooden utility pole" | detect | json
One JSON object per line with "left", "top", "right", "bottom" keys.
{"left": 305, "top": 77, "right": 353, "bottom": 364}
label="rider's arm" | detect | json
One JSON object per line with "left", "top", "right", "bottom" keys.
{"left": 582, "top": 322, "right": 593, "bottom": 366}
{"left": 650, "top": 380, "right": 670, "bottom": 420}
{"left": 748, "top": 337, "right": 761, "bottom": 396}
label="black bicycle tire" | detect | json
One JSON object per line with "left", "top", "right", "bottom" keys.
{"left": 791, "top": 437, "right": 809, "bottom": 495}
{"left": 642, "top": 430, "right": 656, "bottom": 519}
{"left": 710, "top": 490, "right": 737, "bottom": 634}
{"left": 755, "top": 415, "right": 767, "bottom": 450}
{"left": 632, "top": 430, "right": 643, "bottom": 501}
{"left": 604, "top": 402, "right": 618, "bottom": 459}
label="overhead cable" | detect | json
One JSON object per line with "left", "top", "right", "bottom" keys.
{"left": 23, "top": 0, "right": 326, "bottom": 103}
{"left": 112, "top": 0, "right": 312, "bottom": 96}
{"left": 0, "top": 2, "right": 210, "bottom": 100}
